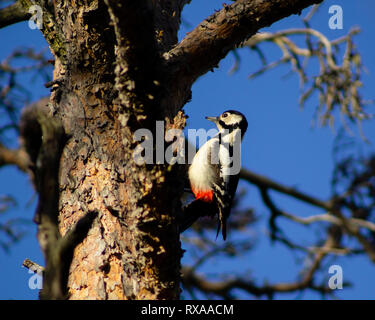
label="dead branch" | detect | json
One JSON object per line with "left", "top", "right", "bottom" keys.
{"left": 240, "top": 168, "right": 331, "bottom": 210}
{"left": 0, "top": 142, "right": 29, "bottom": 172}
{"left": 22, "top": 258, "right": 44, "bottom": 274}
{"left": 240, "top": 25, "right": 371, "bottom": 129}
{"left": 182, "top": 227, "right": 344, "bottom": 299}
{"left": 241, "top": 166, "right": 375, "bottom": 265}
{"left": 166, "top": 0, "right": 322, "bottom": 92}
{"left": 0, "top": 1, "right": 30, "bottom": 29}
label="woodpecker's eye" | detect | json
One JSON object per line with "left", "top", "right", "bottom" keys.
{"left": 222, "top": 113, "right": 228, "bottom": 118}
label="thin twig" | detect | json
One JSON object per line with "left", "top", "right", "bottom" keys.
{"left": 22, "top": 258, "right": 44, "bottom": 274}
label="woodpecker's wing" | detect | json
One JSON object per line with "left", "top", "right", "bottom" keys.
{"left": 205, "top": 135, "right": 223, "bottom": 187}
{"left": 214, "top": 140, "right": 240, "bottom": 240}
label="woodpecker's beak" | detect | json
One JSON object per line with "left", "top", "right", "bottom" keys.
{"left": 205, "top": 116, "right": 219, "bottom": 124}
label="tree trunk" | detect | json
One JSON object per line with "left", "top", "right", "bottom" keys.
{"left": 41, "top": 1, "right": 186, "bottom": 300}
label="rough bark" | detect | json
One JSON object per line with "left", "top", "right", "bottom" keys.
{"left": 37, "top": 0, "right": 185, "bottom": 300}
{"left": 14, "top": 0, "right": 322, "bottom": 300}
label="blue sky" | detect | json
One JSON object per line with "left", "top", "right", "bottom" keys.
{"left": 1, "top": 0, "right": 375, "bottom": 299}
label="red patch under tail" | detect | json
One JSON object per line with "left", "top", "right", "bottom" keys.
{"left": 192, "top": 188, "right": 214, "bottom": 202}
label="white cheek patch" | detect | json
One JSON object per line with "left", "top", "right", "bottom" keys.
{"left": 223, "top": 114, "right": 242, "bottom": 126}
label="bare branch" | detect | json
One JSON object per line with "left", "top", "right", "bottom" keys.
{"left": 331, "top": 210, "right": 375, "bottom": 263}
{"left": 240, "top": 165, "right": 375, "bottom": 266}
{"left": 182, "top": 229, "right": 342, "bottom": 299}
{"left": 166, "top": 0, "right": 322, "bottom": 90}
{"left": 241, "top": 26, "right": 371, "bottom": 128}
{"left": 22, "top": 258, "right": 44, "bottom": 274}
{"left": 303, "top": 3, "right": 321, "bottom": 22}
{"left": 0, "top": 1, "right": 30, "bottom": 29}
{"left": 0, "top": 142, "right": 29, "bottom": 172}
{"left": 240, "top": 168, "right": 331, "bottom": 210}
{"left": 281, "top": 210, "right": 375, "bottom": 232}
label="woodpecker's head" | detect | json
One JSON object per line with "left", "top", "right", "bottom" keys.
{"left": 206, "top": 110, "right": 248, "bottom": 135}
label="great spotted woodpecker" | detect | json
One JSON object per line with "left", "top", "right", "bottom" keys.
{"left": 188, "top": 110, "right": 248, "bottom": 240}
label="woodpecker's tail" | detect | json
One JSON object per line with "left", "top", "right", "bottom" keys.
{"left": 213, "top": 181, "right": 232, "bottom": 240}
{"left": 216, "top": 208, "right": 227, "bottom": 241}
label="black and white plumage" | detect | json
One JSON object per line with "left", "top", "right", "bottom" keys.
{"left": 188, "top": 110, "right": 248, "bottom": 240}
